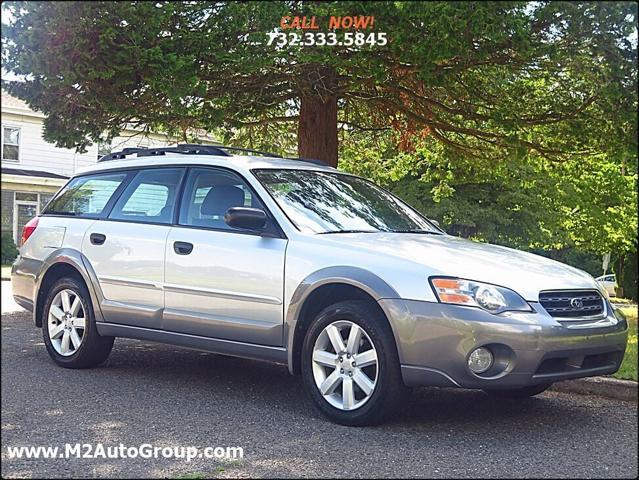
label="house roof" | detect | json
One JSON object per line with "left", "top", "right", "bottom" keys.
{"left": 1, "top": 90, "right": 42, "bottom": 117}
{"left": 1, "top": 167, "right": 69, "bottom": 180}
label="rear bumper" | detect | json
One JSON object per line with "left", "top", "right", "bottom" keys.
{"left": 379, "top": 298, "right": 628, "bottom": 389}
{"left": 11, "top": 257, "right": 38, "bottom": 313}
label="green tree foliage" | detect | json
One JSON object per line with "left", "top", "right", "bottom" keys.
{"left": 340, "top": 128, "right": 637, "bottom": 279}
{"left": 2, "top": 1, "right": 637, "bottom": 167}
{"left": 621, "top": 251, "right": 638, "bottom": 301}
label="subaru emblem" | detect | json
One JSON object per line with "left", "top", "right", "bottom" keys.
{"left": 570, "top": 298, "right": 584, "bottom": 309}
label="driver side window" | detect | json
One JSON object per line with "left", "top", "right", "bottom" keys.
{"left": 179, "top": 168, "right": 262, "bottom": 230}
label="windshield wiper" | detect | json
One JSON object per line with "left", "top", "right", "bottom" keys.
{"left": 388, "top": 229, "right": 442, "bottom": 235}
{"left": 319, "top": 229, "right": 443, "bottom": 235}
{"left": 318, "top": 229, "right": 380, "bottom": 234}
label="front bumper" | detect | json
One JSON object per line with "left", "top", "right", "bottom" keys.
{"left": 379, "top": 298, "right": 628, "bottom": 389}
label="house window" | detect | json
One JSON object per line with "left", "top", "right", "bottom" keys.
{"left": 1, "top": 190, "right": 14, "bottom": 236}
{"left": 15, "top": 192, "right": 38, "bottom": 202}
{"left": 39, "top": 193, "right": 54, "bottom": 211}
{"left": 2, "top": 191, "right": 58, "bottom": 245}
{"left": 2, "top": 126, "right": 21, "bottom": 162}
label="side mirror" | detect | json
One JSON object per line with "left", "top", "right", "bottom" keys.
{"left": 430, "top": 219, "right": 440, "bottom": 228}
{"left": 224, "top": 207, "right": 267, "bottom": 231}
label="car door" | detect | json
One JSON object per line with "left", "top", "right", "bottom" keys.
{"left": 163, "top": 167, "right": 287, "bottom": 346}
{"left": 82, "top": 167, "right": 185, "bottom": 328}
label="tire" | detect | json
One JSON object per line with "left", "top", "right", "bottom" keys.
{"left": 301, "top": 300, "right": 406, "bottom": 426}
{"left": 41, "top": 276, "right": 114, "bottom": 369}
{"left": 483, "top": 383, "right": 552, "bottom": 399}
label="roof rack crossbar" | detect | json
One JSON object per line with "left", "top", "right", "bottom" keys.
{"left": 99, "top": 147, "right": 148, "bottom": 161}
{"left": 137, "top": 145, "right": 231, "bottom": 158}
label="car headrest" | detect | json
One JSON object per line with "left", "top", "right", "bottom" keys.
{"left": 200, "top": 185, "right": 245, "bottom": 216}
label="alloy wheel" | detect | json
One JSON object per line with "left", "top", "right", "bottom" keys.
{"left": 48, "top": 289, "right": 86, "bottom": 356}
{"left": 311, "top": 320, "right": 379, "bottom": 411}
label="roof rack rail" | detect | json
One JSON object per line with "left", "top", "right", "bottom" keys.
{"left": 100, "top": 147, "right": 148, "bottom": 161}
{"left": 98, "top": 143, "right": 331, "bottom": 167}
{"left": 98, "top": 143, "right": 286, "bottom": 162}
{"left": 99, "top": 144, "right": 231, "bottom": 162}
{"left": 220, "top": 146, "right": 282, "bottom": 158}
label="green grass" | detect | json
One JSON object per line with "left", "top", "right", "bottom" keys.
{"left": 614, "top": 306, "right": 638, "bottom": 381}
{"left": 610, "top": 297, "right": 636, "bottom": 305}
{"left": 1, "top": 264, "right": 11, "bottom": 279}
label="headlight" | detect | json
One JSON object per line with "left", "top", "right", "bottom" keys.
{"left": 430, "top": 277, "right": 532, "bottom": 314}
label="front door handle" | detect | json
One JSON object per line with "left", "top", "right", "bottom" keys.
{"left": 90, "top": 233, "right": 106, "bottom": 245}
{"left": 173, "top": 241, "right": 193, "bottom": 255}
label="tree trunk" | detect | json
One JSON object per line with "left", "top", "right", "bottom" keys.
{"left": 616, "top": 253, "right": 625, "bottom": 298}
{"left": 297, "top": 66, "right": 338, "bottom": 167}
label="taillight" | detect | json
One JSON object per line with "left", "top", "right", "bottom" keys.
{"left": 21, "top": 217, "right": 39, "bottom": 247}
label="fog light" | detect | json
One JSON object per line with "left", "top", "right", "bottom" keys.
{"left": 468, "top": 347, "right": 493, "bottom": 374}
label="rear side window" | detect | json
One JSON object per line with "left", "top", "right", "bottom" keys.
{"left": 44, "top": 173, "right": 127, "bottom": 217}
{"left": 108, "top": 168, "right": 184, "bottom": 224}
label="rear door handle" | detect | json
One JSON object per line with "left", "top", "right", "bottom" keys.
{"left": 173, "top": 241, "right": 193, "bottom": 255}
{"left": 90, "top": 233, "right": 106, "bottom": 245}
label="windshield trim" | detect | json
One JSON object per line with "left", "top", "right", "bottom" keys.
{"left": 251, "top": 167, "right": 443, "bottom": 235}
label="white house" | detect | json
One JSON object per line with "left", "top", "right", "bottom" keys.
{"left": 1, "top": 91, "right": 217, "bottom": 245}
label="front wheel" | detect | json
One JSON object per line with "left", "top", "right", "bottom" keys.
{"left": 42, "top": 276, "right": 114, "bottom": 369}
{"left": 301, "top": 300, "right": 406, "bottom": 426}
{"left": 483, "top": 383, "right": 552, "bottom": 399}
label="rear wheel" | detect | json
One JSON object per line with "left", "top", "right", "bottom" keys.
{"left": 301, "top": 300, "right": 406, "bottom": 426}
{"left": 483, "top": 383, "right": 552, "bottom": 398}
{"left": 42, "top": 276, "right": 114, "bottom": 368}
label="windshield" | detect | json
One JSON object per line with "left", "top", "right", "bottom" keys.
{"left": 253, "top": 169, "right": 440, "bottom": 234}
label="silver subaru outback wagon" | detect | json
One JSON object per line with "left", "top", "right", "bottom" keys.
{"left": 12, "top": 144, "right": 628, "bottom": 426}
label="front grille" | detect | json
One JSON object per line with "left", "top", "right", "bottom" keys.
{"left": 539, "top": 290, "right": 605, "bottom": 319}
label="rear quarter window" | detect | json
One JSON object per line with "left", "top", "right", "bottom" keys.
{"left": 44, "top": 173, "right": 127, "bottom": 217}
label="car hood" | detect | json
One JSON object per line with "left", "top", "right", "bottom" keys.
{"left": 317, "top": 233, "right": 599, "bottom": 301}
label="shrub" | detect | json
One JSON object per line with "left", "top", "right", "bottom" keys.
{"left": 1, "top": 231, "right": 19, "bottom": 264}
{"left": 621, "top": 250, "right": 638, "bottom": 302}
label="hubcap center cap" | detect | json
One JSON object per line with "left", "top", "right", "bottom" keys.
{"left": 342, "top": 359, "right": 356, "bottom": 375}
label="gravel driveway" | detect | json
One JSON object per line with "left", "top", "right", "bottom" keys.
{"left": 2, "top": 311, "right": 637, "bottom": 479}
